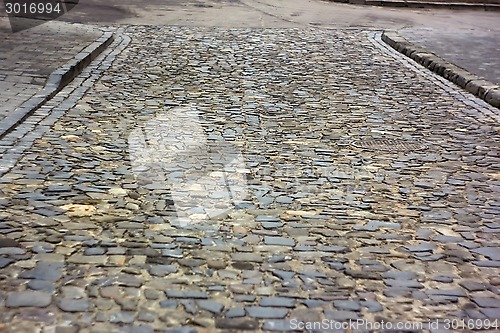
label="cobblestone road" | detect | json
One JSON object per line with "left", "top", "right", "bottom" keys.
{"left": 0, "top": 26, "right": 499, "bottom": 333}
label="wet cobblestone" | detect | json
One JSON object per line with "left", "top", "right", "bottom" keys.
{"left": 0, "top": 26, "right": 499, "bottom": 332}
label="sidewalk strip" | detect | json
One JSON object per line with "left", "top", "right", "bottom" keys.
{"left": 0, "top": 29, "right": 114, "bottom": 140}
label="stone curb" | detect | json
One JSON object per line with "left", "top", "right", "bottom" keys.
{"left": 381, "top": 31, "right": 500, "bottom": 109}
{"left": 328, "top": 0, "right": 500, "bottom": 11}
{"left": 0, "top": 29, "right": 114, "bottom": 139}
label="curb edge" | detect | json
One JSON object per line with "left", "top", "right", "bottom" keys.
{"left": 0, "top": 28, "right": 115, "bottom": 139}
{"left": 381, "top": 30, "right": 500, "bottom": 109}
{"left": 328, "top": 0, "right": 500, "bottom": 11}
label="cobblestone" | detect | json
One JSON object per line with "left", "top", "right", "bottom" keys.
{"left": 0, "top": 25, "right": 499, "bottom": 332}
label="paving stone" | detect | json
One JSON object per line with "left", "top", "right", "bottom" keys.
{"left": 479, "top": 308, "right": 500, "bottom": 318}
{"left": 459, "top": 281, "right": 487, "bottom": 292}
{"left": 198, "top": 300, "right": 224, "bottom": 314}
{"left": 472, "top": 297, "right": 500, "bottom": 308}
{"left": 260, "top": 297, "right": 295, "bottom": 308}
{"left": 403, "top": 242, "right": 438, "bottom": 252}
{"left": 360, "top": 300, "right": 383, "bottom": 312}
{"left": 109, "top": 311, "right": 136, "bottom": 324}
{"left": 0, "top": 247, "right": 26, "bottom": 255}
{"left": 225, "top": 307, "right": 245, "bottom": 318}
{"left": 426, "top": 289, "right": 467, "bottom": 297}
{"left": 56, "top": 298, "right": 91, "bottom": 312}
{"left": 6, "top": 291, "right": 52, "bottom": 307}
{"left": 149, "top": 264, "right": 178, "bottom": 277}
{"left": 262, "top": 320, "right": 295, "bottom": 331}
{"left": 324, "top": 310, "right": 359, "bottom": 320}
{"left": 333, "top": 300, "right": 361, "bottom": 311}
{"left": 19, "top": 262, "right": 63, "bottom": 281}
{"left": 164, "top": 328, "right": 198, "bottom": 333}
{"left": 138, "top": 309, "right": 158, "bottom": 322}
{"left": 159, "top": 300, "right": 178, "bottom": 309}
{"left": 264, "top": 236, "right": 295, "bottom": 246}
{"left": 0, "top": 258, "right": 14, "bottom": 268}
{"left": 165, "top": 290, "right": 208, "bottom": 299}
{"left": 0, "top": 238, "right": 22, "bottom": 248}
{"left": 27, "top": 280, "right": 56, "bottom": 292}
{"left": 232, "top": 253, "right": 263, "bottom": 262}
{"left": 215, "top": 318, "right": 259, "bottom": 330}
{"left": 472, "top": 247, "right": 500, "bottom": 261}
{"left": 144, "top": 289, "right": 161, "bottom": 300}
{"left": 247, "top": 306, "right": 288, "bottom": 319}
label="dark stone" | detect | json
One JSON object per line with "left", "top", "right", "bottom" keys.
{"left": 180, "top": 300, "right": 197, "bottom": 314}
{"left": 159, "top": 300, "right": 178, "bottom": 309}
{"left": 260, "top": 297, "right": 295, "bottom": 308}
{"left": 215, "top": 318, "right": 259, "bottom": 330}
{"left": 247, "top": 306, "right": 288, "bottom": 319}
{"left": 121, "top": 325, "right": 154, "bottom": 333}
{"left": 165, "top": 290, "right": 208, "bottom": 299}
{"left": 472, "top": 247, "right": 500, "bottom": 261}
{"left": 178, "top": 259, "right": 205, "bottom": 267}
{"left": 271, "top": 270, "right": 295, "bottom": 280}
{"left": 382, "top": 270, "right": 417, "bottom": 280}
{"left": 384, "top": 280, "right": 424, "bottom": 289}
{"left": 0, "top": 238, "right": 22, "bottom": 248}
{"left": 149, "top": 265, "right": 177, "bottom": 277}
{"left": 28, "top": 280, "right": 56, "bottom": 292}
{"left": 472, "top": 297, "right": 500, "bottom": 308}
{"left": 144, "top": 289, "right": 161, "bottom": 300}
{"left": 6, "top": 291, "right": 52, "bottom": 307}
{"left": 426, "top": 289, "right": 467, "bottom": 297}
{"left": 403, "top": 242, "right": 437, "bottom": 252}
{"left": 198, "top": 300, "right": 224, "bottom": 314}
{"left": 56, "top": 298, "right": 91, "bottom": 312}
{"left": 164, "top": 328, "right": 198, "bottom": 333}
{"left": 333, "top": 300, "right": 361, "bottom": 311}
{"left": 361, "top": 300, "right": 383, "bottom": 312}
{"left": 324, "top": 310, "right": 359, "bottom": 320}
{"left": 19, "top": 262, "right": 63, "bottom": 281}
{"left": 84, "top": 247, "right": 106, "bottom": 255}
{"left": 264, "top": 236, "right": 295, "bottom": 247}
{"left": 138, "top": 310, "right": 157, "bottom": 322}
{"left": 459, "top": 281, "right": 487, "bottom": 292}
{"left": 234, "top": 295, "right": 256, "bottom": 302}
{"left": 0, "top": 258, "right": 14, "bottom": 268}
{"left": 225, "top": 307, "right": 245, "bottom": 318}
{"left": 232, "top": 262, "right": 254, "bottom": 270}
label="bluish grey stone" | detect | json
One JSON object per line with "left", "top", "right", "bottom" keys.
{"left": 333, "top": 300, "right": 361, "bottom": 311}
{"left": 6, "top": 291, "right": 52, "bottom": 307}
{"left": 260, "top": 297, "right": 295, "bottom": 308}
{"left": 225, "top": 307, "right": 245, "bottom": 318}
{"left": 28, "top": 280, "right": 56, "bottom": 292}
{"left": 159, "top": 300, "right": 178, "bottom": 308}
{"left": 165, "top": 290, "right": 208, "bottom": 299}
{"left": 56, "top": 298, "right": 91, "bottom": 312}
{"left": 247, "top": 306, "right": 288, "bottom": 318}
{"left": 198, "top": 300, "right": 224, "bottom": 314}
{"left": 109, "top": 311, "right": 136, "bottom": 324}
{"left": 19, "top": 262, "right": 63, "bottom": 281}
{"left": 264, "top": 236, "right": 295, "bottom": 247}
